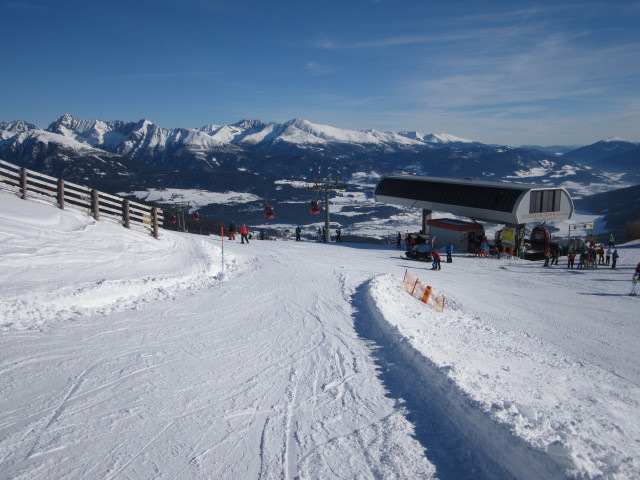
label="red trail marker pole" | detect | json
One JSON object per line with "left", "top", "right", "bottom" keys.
{"left": 220, "top": 226, "right": 225, "bottom": 272}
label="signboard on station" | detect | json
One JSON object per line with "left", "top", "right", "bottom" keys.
{"left": 570, "top": 223, "right": 594, "bottom": 230}
{"left": 501, "top": 227, "right": 515, "bottom": 247}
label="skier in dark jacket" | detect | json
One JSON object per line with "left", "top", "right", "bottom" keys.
{"left": 611, "top": 249, "right": 619, "bottom": 269}
{"left": 632, "top": 263, "right": 640, "bottom": 296}
{"left": 631, "top": 272, "right": 639, "bottom": 296}
{"left": 228, "top": 222, "right": 236, "bottom": 240}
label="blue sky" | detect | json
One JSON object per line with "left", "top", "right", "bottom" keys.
{"left": 2, "top": 0, "right": 639, "bottom": 146}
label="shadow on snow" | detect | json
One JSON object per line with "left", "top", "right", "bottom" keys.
{"left": 351, "top": 281, "right": 573, "bottom": 480}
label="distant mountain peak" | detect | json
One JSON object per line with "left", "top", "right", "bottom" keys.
{"left": 397, "top": 131, "right": 423, "bottom": 141}
{"left": 285, "top": 118, "right": 311, "bottom": 127}
{"left": 232, "top": 119, "right": 267, "bottom": 129}
{"left": 58, "top": 113, "right": 75, "bottom": 122}
{"left": 48, "top": 113, "right": 75, "bottom": 129}
{"left": 398, "top": 131, "right": 475, "bottom": 144}
{"left": 423, "top": 132, "right": 475, "bottom": 144}
{"left": 0, "top": 119, "right": 38, "bottom": 133}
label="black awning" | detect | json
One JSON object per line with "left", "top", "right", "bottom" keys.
{"left": 374, "top": 177, "right": 526, "bottom": 213}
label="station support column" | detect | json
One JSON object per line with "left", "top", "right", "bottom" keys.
{"left": 422, "top": 209, "right": 432, "bottom": 237}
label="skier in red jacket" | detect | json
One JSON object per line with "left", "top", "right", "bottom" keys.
{"left": 240, "top": 224, "right": 249, "bottom": 244}
{"left": 431, "top": 251, "right": 441, "bottom": 270}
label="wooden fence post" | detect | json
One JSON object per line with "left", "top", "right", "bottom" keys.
{"left": 91, "top": 189, "right": 100, "bottom": 220}
{"left": 123, "top": 199, "right": 130, "bottom": 229}
{"left": 410, "top": 279, "right": 419, "bottom": 296}
{"left": 57, "top": 178, "right": 65, "bottom": 209}
{"left": 152, "top": 207, "right": 159, "bottom": 239}
{"left": 20, "top": 167, "right": 28, "bottom": 200}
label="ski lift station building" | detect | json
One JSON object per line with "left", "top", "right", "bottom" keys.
{"left": 374, "top": 175, "right": 574, "bottom": 241}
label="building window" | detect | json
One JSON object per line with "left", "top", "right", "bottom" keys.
{"left": 529, "top": 189, "right": 561, "bottom": 213}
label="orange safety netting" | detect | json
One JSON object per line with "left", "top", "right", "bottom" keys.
{"left": 402, "top": 269, "right": 445, "bottom": 312}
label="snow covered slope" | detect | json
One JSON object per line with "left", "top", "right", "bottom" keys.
{"left": 1, "top": 192, "right": 639, "bottom": 479}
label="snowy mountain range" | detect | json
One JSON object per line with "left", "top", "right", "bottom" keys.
{"left": 1, "top": 115, "right": 639, "bottom": 235}
{"left": 5, "top": 114, "right": 479, "bottom": 161}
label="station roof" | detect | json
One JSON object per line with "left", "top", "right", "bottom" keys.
{"left": 374, "top": 175, "right": 570, "bottom": 225}
{"left": 376, "top": 176, "right": 535, "bottom": 212}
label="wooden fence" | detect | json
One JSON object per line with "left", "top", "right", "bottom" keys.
{"left": 0, "top": 159, "right": 163, "bottom": 238}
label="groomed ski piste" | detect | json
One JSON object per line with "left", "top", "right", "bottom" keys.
{"left": 1, "top": 192, "right": 638, "bottom": 480}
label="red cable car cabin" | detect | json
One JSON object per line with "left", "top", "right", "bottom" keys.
{"left": 264, "top": 205, "right": 275, "bottom": 219}
{"left": 530, "top": 225, "right": 550, "bottom": 251}
{"left": 169, "top": 214, "right": 177, "bottom": 224}
{"left": 310, "top": 200, "right": 320, "bottom": 214}
{"left": 192, "top": 212, "right": 201, "bottom": 221}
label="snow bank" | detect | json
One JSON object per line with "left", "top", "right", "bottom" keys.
{"left": 0, "top": 194, "right": 231, "bottom": 331}
{"left": 363, "top": 270, "right": 640, "bottom": 479}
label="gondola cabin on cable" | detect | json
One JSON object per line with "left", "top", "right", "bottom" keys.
{"left": 168, "top": 214, "right": 177, "bottom": 224}
{"left": 264, "top": 205, "right": 275, "bottom": 219}
{"left": 309, "top": 200, "right": 320, "bottom": 214}
{"left": 530, "top": 225, "right": 551, "bottom": 251}
{"left": 192, "top": 212, "right": 201, "bottom": 221}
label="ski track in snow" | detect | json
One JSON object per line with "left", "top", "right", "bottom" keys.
{"left": 0, "top": 193, "right": 639, "bottom": 479}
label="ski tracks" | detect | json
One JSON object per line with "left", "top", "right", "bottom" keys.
{"left": 24, "top": 361, "right": 101, "bottom": 459}
{"left": 0, "top": 240, "right": 434, "bottom": 479}
{"left": 239, "top": 248, "right": 434, "bottom": 479}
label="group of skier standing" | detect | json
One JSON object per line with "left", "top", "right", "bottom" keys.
{"left": 544, "top": 237, "right": 638, "bottom": 296}
{"left": 312, "top": 226, "right": 342, "bottom": 242}
{"left": 226, "top": 222, "right": 250, "bottom": 244}
{"left": 426, "top": 245, "right": 455, "bottom": 271}
{"left": 562, "top": 244, "right": 619, "bottom": 269}
{"left": 228, "top": 223, "right": 342, "bottom": 243}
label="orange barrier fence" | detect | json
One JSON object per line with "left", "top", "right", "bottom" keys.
{"left": 402, "top": 269, "right": 445, "bottom": 312}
